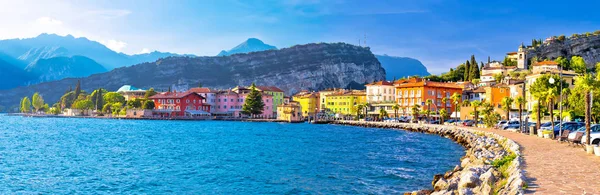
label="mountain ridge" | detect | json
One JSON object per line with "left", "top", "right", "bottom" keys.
{"left": 217, "top": 38, "right": 277, "bottom": 56}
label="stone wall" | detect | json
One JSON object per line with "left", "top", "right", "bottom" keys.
{"left": 332, "top": 121, "right": 526, "bottom": 195}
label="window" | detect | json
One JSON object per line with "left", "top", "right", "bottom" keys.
{"left": 186, "top": 99, "right": 190, "bottom": 103}
{"left": 176, "top": 99, "right": 180, "bottom": 103}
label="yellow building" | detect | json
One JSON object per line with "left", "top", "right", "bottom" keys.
{"left": 277, "top": 101, "right": 303, "bottom": 122}
{"left": 292, "top": 92, "right": 320, "bottom": 117}
{"left": 318, "top": 89, "right": 340, "bottom": 111}
{"left": 325, "top": 90, "right": 366, "bottom": 116}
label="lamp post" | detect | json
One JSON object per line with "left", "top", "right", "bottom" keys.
{"left": 549, "top": 76, "right": 562, "bottom": 137}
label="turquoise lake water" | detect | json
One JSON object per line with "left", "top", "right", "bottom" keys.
{"left": 0, "top": 115, "right": 464, "bottom": 194}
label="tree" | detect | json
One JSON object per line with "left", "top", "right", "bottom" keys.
{"left": 530, "top": 74, "right": 564, "bottom": 130}
{"left": 464, "top": 60, "right": 471, "bottom": 81}
{"left": 481, "top": 102, "right": 500, "bottom": 128}
{"left": 493, "top": 73, "right": 504, "bottom": 83}
{"left": 546, "top": 87, "right": 559, "bottom": 128}
{"left": 144, "top": 88, "right": 158, "bottom": 99}
{"left": 74, "top": 80, "right": 81, "bottom": 99}
{"left": 32, "top": 92, "right": 45, "bottom": 113}
{"left": 472, "top": 79, "right": 480, "bottom": 86}
{"left": 574, "top": 73, "right": 599, "bottom": 145}
{"left": 126, "top": 99, "right": 143, "bottom": 109}
{"left": 20, "top": 97, "right": 32, "bottom": 113}
{"left": 469, "top": 55, "right": 480, "bottom": 80}
{"left": 111, "top": 102, "right": 123, "bottom": 115}
{"left": 356, "top": 104, "right": 364, "bottom": 119}
{"left": 411, "top": 104, "right": 420, "bottom": 122}
{"left": 72, "top": 99, "right": 93, "bottom": 110}
{"left": 59, "top": 91, "right": 77, "bottom": 109}
{"left": 516, "top": 96, "right": 526, "bottom": 131}
{"left": 142, "top": 100, "right": 155, "bottom": 110}
{"left": 425, "top": 99, "right": 433, "bottom": 124}
{"left": 103, "top": 92, "right": 126, "bottom": 105}
{"left": 571, "top": 56, "right": 587, "bottom": 75}
{"left": 379, "top": 108, "right": 388, "bottom": 119}
{"left": 363, "top": 102, "right": 371, "bottom": 119}
{"left": 102, "top": 103, "right": 112, "bottom": 114}
{"left": 241, "top": 83, "right": 265, "bottom": 117}
{"left": 501, "top": 97, "right": 514, "bottom": 120}
{"left": 471, "top": 100, "right": 482, "bottom": 126}
{"left": 439, "top": 107, "right": 448, "bottom": 123}
{"left": 90, "top": 88, "right": 107, "bottom": 111}
{"left": 451, "top": 93, "right": 462, "bottom": 125}
{"left": 555, "top": 56, "right": 570, "bottom": 70}
{"left": 392, "top": 104, "right": 400, "bottom": 121}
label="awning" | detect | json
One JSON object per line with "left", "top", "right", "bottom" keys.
{"left": 185, "top": 110, "right": 211, "bottom": 115}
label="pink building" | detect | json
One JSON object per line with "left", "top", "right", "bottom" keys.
{"left": 212, "top": 89, "right": 274, "bottom": 118}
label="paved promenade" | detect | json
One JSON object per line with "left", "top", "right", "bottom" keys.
{"left": 475, "top": 128, "right": 600, "bottom": 194}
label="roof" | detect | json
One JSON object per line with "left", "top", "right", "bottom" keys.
{"left": 327, "top": 90, "right": 366, "bottom": 97}
{"left": 365, "top": 80, "right": 394, "bottom": 86}
{"left": 255, "top": 86, "right": 284, "bottom": 92}
{"left": 506, "top": 52, "right": 517, "bottom": 55}
{"left": 149, "top": 91, "right": 205, "bottom": 99}
{"left": 482, "top": 66, "right": 517, "bottom": 70}
{"left": 188, "top": 87, "right": 214, "bottom": 93}
{"left": 117, "top": 85, "right": 145, "bottom": 92}
{"left": 395, "top": 80, "right": 463, "bottom": 89}
{"left": 472, "top": 88, "right": 486, "bottom": 93}
{"left": 533, "top": 61, "right": 558, "bottom": 66}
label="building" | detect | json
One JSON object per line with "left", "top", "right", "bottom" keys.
{"left": 525, "top": 61, "right": 577, "bottom": 112}
{"left": 485, "top": 84, "right": 511, "bottom": 109}
{"left": 507, "top": 79, "right": 526, "bottom": 110}
{"left": 214, "top": 88, "right": 275, "bottom": 118}
{"left": 325, "top": 90, "right": 366, "bottom": 116}
{"left": 125, "top": 109, "right": 153, "bottom": 118}
{"left": 365, "top": 81, "right": 395, "bottom": 103}
{"left": 255, "top": 86, "right": 285, "bottom": 107}
{"left": 394, "top": 78, "right": 463, "bottom": 117}
{"left": 463, "top": 87, "right": 486, "bottom": 102}
{"left": 318, "top": 89, "right": 341, "bottom": 111}
{"left": 231, "top": 86, "right": 276, "bottom": 118}
{"left": 292, "top": 91, "right": 320, "bottom": 117}
{"left": 277, "top": 101, "right": 303, "bottom": 122}
{"left": 505, "top": 43, "right": 529, "bottom": 69}
{"left": 117, "top": 85, "right": 147, "bottom": 100}
{"left": 149, "top": 91, "right": 210, "bottom": 117}
{"left": 188, "top": 87, "right": 216, "bottom": 111}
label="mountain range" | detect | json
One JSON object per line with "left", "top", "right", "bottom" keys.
{"left": 217, "top": 38, "right": 277, "bottom": 56}
{"left": 0, "top": 34, "right": 190, "bottom": 89}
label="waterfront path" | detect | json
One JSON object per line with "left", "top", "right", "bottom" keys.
{"left": 475, "top": 128, "right": 600, "bottom": 194}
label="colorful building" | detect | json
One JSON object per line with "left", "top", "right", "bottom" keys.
{"left": 117, "top": 85, "right": 147, "bottom": 100}
{"left": 317, "top": 89, "right": 340, "bottom": 111}
{"left": 394, "top": 78, "right": 463, "bottom": 117}
{"left": 525, "top": 61, "right": 577, "bottom": 112}
{"left": 216, "top": 87, "right": 275, "bottom": 118}
{"left": 149, "top": 91, "right": 210, "bottom": 117}
{"left": 292, "top": 91, "right": 320, "bottom": 117}
{"left": 325, "top": 90, "right": 366, "bottom": 116}
{"left": 365, "top": 81, "right": 396, "bottom": 117}
{"left": 232, "top": 86, "right": 279, "bottom": 117}
{"left": 188, "top": 87, "right": 216, "bottom": 111}
{"left": 277, "top": 101, "right": 303, "bottom": 122}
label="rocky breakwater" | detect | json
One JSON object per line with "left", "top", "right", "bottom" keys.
{"left": 332, "top": 121, "right": 526, "bottom": 195}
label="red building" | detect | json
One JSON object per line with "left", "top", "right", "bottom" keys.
{"left": 149, "top": 91, "right": 211, "bottom": 117}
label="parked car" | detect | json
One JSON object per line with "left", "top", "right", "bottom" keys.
{"left": 503, "top": 121, "right": 520, "bottom": 130}
{"left": 539, "top": 121, "right": 561, "bottom": 130}
{"left": 567, "top": 125, "right": 600, "bottom": 144}
{"left": 462, "top": 120, "right": 475, "bottom": 126}
{"left": 551, "top": 122, "right": 585, "bottom": 136}
{"left": 495, "top": 120, "right": 507, "bottom": 129}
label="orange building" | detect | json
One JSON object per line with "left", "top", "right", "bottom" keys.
{"left": 485, "top": 84, "right": 510, "bottom": 109}
{"left": 394, "top": 78, "right": 463, "bottom": 117}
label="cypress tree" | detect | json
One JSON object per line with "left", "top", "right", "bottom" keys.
{"left": 464, "top": 61, "right": 471, "bottom": 81}
{"left": 488, "top": 56, "right": 491, "bottom": 64}
{"left": 470, "top": 59, "right": 480, "bottom": 81}
{"left": 74, "top": 80, "right": 81, "bottom": 99}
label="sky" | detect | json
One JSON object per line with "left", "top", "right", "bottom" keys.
{"left": 1, "top": 0, "right": 600, "bottom": 74}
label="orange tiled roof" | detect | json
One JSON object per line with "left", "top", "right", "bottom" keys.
{"left": 395, "top": 80, "right": 463, "bottom": 89}
{"left": 506, "top": 52, "right": 517, "bottom": 55}
{"left": 149, "top": 91, "right": 204, "bottom": 99}
{"left": 188, "top": 87, "right": 214, "bottom": 93}
{"left": 365, "top": 80, "right": 394, "bottom": 86}
{"left": 533, "top": 61, "right": 558, "bottom": 66}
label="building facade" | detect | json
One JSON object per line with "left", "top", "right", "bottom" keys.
{"left": 325, "top": 90, "right": 366, "bottom": 116}
{"left": 277, "top": 101, "right": 303, "bottom": 122}
{"left": 188, "top": 87, "right": 216, "bottom": 111}
{"left": 394, "top": 78, "right": 463, "bottom": 117}
{"left": 149, "top": 92, "right": 210, "bottom": 117}
{"left": 117, "top": 85, "right": 147, "bottom": 101}
{"left": 292, "top": 91, "right": 320, "bottom": 117}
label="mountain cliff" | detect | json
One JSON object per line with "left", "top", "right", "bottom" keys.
{"left": 528, "top": 34, "right": 600, "bottom": 69}
{"left": 375, "top": 55, "right": 430, "bottom": 80}
{"left": 0, "top": 42, "right": 385, "bottom": 109}
{"left": 24, "top": 56, "right": 107, "bottom": 83}
{"left": 217, "top": 38, "right": 277, "bottom": 56}
{"left": 0, "top": 58, "right": 34, "bottom": 90}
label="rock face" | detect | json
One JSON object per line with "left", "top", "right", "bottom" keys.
{"left": 528, "top": 34, "right": 600, "bottom": 69}
{"left": 0, "top": 42, "right": 385, "bottom": 109}
{"left": 24, "top": 56, "right": 107, "bottom": 83}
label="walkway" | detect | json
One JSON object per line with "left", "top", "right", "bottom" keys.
{"left": 476, "top": 128, "right": 600, "bottom": 194}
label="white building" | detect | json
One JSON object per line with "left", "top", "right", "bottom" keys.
{"left": 365, "top": 81, "right": 395, "bottom": 103}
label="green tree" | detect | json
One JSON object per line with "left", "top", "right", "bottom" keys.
{"left": 356, "top": 104, "right": 364, "bottom": 119}
{"left": 464, "top": 60, "right": 471, "bottom": 81}
{"left": 102, "top": 103, "right": 112, "bottom": 114}
{"left": 411, "top": 104, "right": 420, "bottom": 122}
{"left": 72, "top": 99, "right": 93, "bottom": 110}
{"left": 103, "top": 92, "right": 126, "bottom": 105}
{"left": 493, "top": 73, "right": 504, "bottom": 83}
{"left": 74, "top": 80, "right": 81, "bottom": 99}
{"left": 571, "top": 56, "right": 587, "bottom": 75}
{"left": 471, "top": 100, "right": 482, "bottom": 126}
{"left": 529, "top": 74, "right": 565, "bottom": 129}
{"left": 546, "top": 87, "right": 559, "bottom": 128}
{"left": 469, "top": 55, "right": 480, "bottom": 80}
{"left": 472, "top": 79, "right": 480, "bottom": 86}
{"left": 392, "top": 104, "right": 400, "bottom": 121}
{"left": 481, "top": 102, "right": 500, "bottom": 128}
{"left": 20, "top": 97, "right": 32, "bottom": 113}
{"left": 451, "top": 93, "right": 462, "bottom": 124}
{"left": 144, "top": 88, "right": 158, "bottom": 99}
{"left": 378, "top": 108, "right": 388, "bottom": 119}
{"left": 574, "top": 73, "right": 599, "bottom": 144}
{"left": 126, "top": 98, "right": 143, "bottom": 109}
{"left": 59, "top": 91, "right": 77, "bottom": 109}
{"left": 425, "top": 99, "right": 433, "bottom": 124}
{"left": 555, "top": 56, "right": 570, "bottom": 70}
{"left": 501, "top": 97, "right": 514, "bottom": 120}
{"left": 439, "top": 107, "right": 448, "bottom": 123}
{"left": 111, "top": 102, "right": 123, "bottom": 115}
{"left": 31, "top": 92, "right": 45, "bottom": 113}
{"left": 142, "top": 100, "right": 155, "bottom": 110}
{"left": 90, "top": 88, "right": 107, "bottom": 111}
{"left": 241, "top": 83, "right": 265, "bottom": 117}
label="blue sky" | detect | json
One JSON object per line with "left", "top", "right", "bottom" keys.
{"left": 1, "top": 0, "right": 599, "bottom": 74}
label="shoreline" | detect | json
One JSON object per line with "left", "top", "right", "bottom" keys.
{"left": 4, "top": 113, "right": 300, "bottom": 123}
{"left": 332, "top": 121, "right": 526, "bottom": 195}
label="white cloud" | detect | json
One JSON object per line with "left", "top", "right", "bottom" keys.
{"left": 99, "top": 40, "right": 128, "bottom": 52}
{"left": 137, "top": 48, "right": 151, "bottom": 54}
{"left": 36, "top": 17, "right": 63, "bottom": 25}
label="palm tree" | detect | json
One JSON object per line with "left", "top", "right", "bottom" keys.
{"left": 530, "top": 75, "right": 551, "bottom": 130}
{"left": 471, "top": 100, "right": 482, "bottom": 126}
{"left": 379, "top": 108, "right": 388, "bottom": 119}
{"left": 425, "top": 99, "right": 433, "bottom": 124}
{"left": 356, "top": 104, "right": 364, "bottom": 119}
{"left": 574, "top": 73, "right": 598, "bottom": 145}
{"left": 411, "top": 104, "right": 420, "bottom": 123}
{"left": 392, "top": 104, "right": 400, "bottom": 122}
{"left": 451, "top": 93, "right": 462, "bottom": 125}
{"left": 363, "top": 102, "right": 370, "bottom": 119}
{"left": 516, "top": 96, "right": 526, "bottom": 132}
{"left": 439, "top": 107, "right": 448, "bottom": 123}
{"left": 546, "top": 87, "right": 559, "bottom": 128}
{"left": 501, "top": 97, "right": 514, "bottom": 121}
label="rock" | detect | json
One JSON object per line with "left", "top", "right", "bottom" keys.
{"left": 434, "top": 178, "right": 449, "bottom": 191}
{"left": 433, "top": 174, "right": 444, "bottom": 188}
{"left": 479, "top": 168, "right": 496, "bottom": 186}
{"left": 458, "top": 188, "right": 474, "bottom": 195}
{"left": 431, "top": 190, "right": 456, "bottom": 195}
{"left": 458, "top": 171, "right": 481, "bottom": 189}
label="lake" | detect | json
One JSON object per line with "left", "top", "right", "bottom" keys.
{"left": 0, "top": 115, "right": 464, "bottom": 194}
